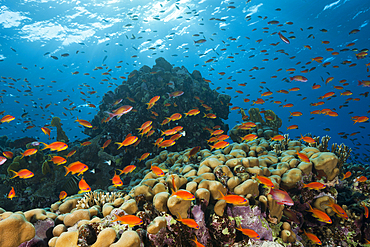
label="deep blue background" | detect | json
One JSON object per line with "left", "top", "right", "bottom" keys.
{"left": 0, "top": 0, "right": 369, "bottom": 161}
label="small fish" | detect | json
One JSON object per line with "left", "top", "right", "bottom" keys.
{"left": 2, "top": 151, "right": 13, "bottom": 159}
{"left": 171, "top": 189, "right": 195, "bottom": 200}
{"left": 307, "top": 204, "right": 332, "bottom": 224}
{"left": 7, "top": 187, "right": 16, "bottom": 200}
{"left": 78, "top": 177, "right": 91, "bottom": 193}
{"left": 217, "top": 190, "right": 247, "bottom": 205}
{"left": 191, "top": 237, "right": 205, "bottom": 247}
{"left": 0, "top": 156, "right": 7, "bottom": 165}
{"left": 256, "top": 175, "right": 274, "bottom": 189}
{"left": 151, "top": 165, "right": 165, "bottom": 176}
{"left": 9, "top": 169, "right": 34, "bottom": 179}
{"left": 41, "top": 127, "right": 51, "bottom": 139}
{"left": 303, "top": 182, "right": 326, "bottom": 190}
{"left": 20, "top": 148, "right": 37, "bottom": 159}
{"left": 75, "top": 117, "right": 93, "bottom": 128}
{"left": 118, "top": 165, "right": 136, "bottom": 175}
{"left": 325, "top": 198, "right": 348, "bottom": 220}
{"left": 41, "top": 141, "right": 68, "bottom": 152}
{"left": 236, "top": 227, "right": 260, "bottom": 239}
{"left": 115, "top": 136, "right": 138, "bottom": 149}
{"left": 342, "top": 171, "right": 351, "bottom": 180}
{"left": 101, "top": 140, "right": 112, "bottom": 150}
{"left": 304, "top": 230, "right": 322, "bottom": 245}
{"left": 59, "top": 191, "right": 67, "bottom": 201}
{"left": 355, "top": 176, "right": 367, "bottom": 183}
{"left": 112, "top": 214, "right": 143, "bottom": 227}
{"left": 176, "top": 213, "right": 199, "bottom": 229}
{"left": 269, "top": 189, "right": 294, "bottom": 206}
{"left": 296, "top": 151, "right": 310, "bottom": 163}
{"left": 50, "top": 155, "right": 67, "bottom": 165}
{"left": 111, "top": 171, "right": 123, "bottom": 187}
{"left": 361, "top": 201, "right": 369, "bottom": 218}
{"left": 65, "top": 161, "right": 89, "bottom": 176}
{"left": 300, "top": 134, "right": 316, "bottom": 144}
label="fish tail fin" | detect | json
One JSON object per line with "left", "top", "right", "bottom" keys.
{"left": 289, "top": 77, "right": 293, "bottom": 81}
{"left": 9, "top": 170, "right": 18, "bottom": 179}
{"left": 40, "top": 142, "right": 48, "bottom": 150}
{"left": 20, "top": 153, "right": 24, "bottom": 159}
{"left": 218, "top": 190, "right": 225, "bottom": 200}
{"left": 203, "top": 113, "right": 207, "bottom": 118}
{"left": 64, "top": 166, "right": 70, "bottom": 176}
{"left": 170, "top": 188, "right": 175, "bottom": 195}
{"left": 177, "top": 212, "right": 182, "bottom": 220}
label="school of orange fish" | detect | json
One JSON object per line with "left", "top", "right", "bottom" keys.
{"left": 1, "top": 1, "right": 370, "bottom": 245}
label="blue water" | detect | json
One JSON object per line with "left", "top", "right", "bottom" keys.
{"left": 0, "top": 0, "right": 369, "bottom": 161}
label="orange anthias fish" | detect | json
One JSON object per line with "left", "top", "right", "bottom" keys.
{"left": 304, "top": 230, "right": 322, "bottom": 245}
{"left": 115, "top": 136, "right": 138, "bottom": 149}
{"left": 111, "top": 172, "right": 123, "bottom": 187}
{"left": 176, "top": 213, "right": 199, "bottom": 229}
{"left": 41, "top": 127, "right": 51, "bottom": 139}
{"left": 75, "top": 117, "right": 92, "bottom": 128}
{"left": 307, "top": 204, "right": 332, "bottom": 224}
{"left": 185, "top": 109, "right": 200, "bottom": 117}
{"left": 7, "top": 187, "right": 16, "bottom": 200}
{"left": 158, "top": 139, "right": 176, "bottom": 148}
{"left": 271, "top": 135, "right": 284, "bottom": 141}
{"left": 241, "top": 134, "right": 258, "bottom": 142}
{"left": 0, "top": 115, "right": 15, "bottom": 123}
{"left": 118, "top": 165, "right": 136, "bottom": 175}
{"left": 59, "top": 191, "right": 67, "bottom": 201}
{"left": 112, "top": 214, "right": 143, "bottom": 227}
{"left": 355, "top": 176, "right": 367, "bottom": 183}
{"left": 353, "top": 116, "right": 369, "bottom": 124}
{"left": 217, "top": 190, "right": 248, "bottom": 205}
{"left": 303, "top": 182, "right": 326, "bottom": 190}
{"left": 101, "top": 139, "right": 111, "bottom": 150}
{"left": 361, "top": 202, "right": 369, "bottom": 218}
{"left": 20, "top": 148, "right": 37, "bottom": 159}
{"left": 342, "top": 171, "right": 351, "bottom": 180}
{"left": 65, "top": 161, "right": 89, "bottom": 176}
{"left": 236, "top": 227, "right": 260, "bottom": 239}
{"left": 171, "top": 189, "right": 195, "bottom": 200}
{"left": 191, "top": 237, "right": 205, "bottom": 247}
{"left": 50, "top": 155, "right": 67, "bottom": 165}
{"left": 256, "top": 175, "right": 274, "bottom": 189}
{"left": 300, "top": 134, "right": 316, "bottom": 144}
{"left": 296, "top": 151, "right": 310, "bottom": 163}
{"left": 325, "top": 198, "right": 348, "bottom": 220}
{"left": 151, "top": 165, "right": 165, "bottom": 176}
{"left": 138, "top": 152, "right": 150, "bottom": 161}
{"left": 9, "top": 169, "right": 34, "bottom": 179}
{"left": 66, "top": 150, "right": 76, "bottom": 158}
{"left": 209, "top": 141, "right": 229, "bottom": 151}
{"left": 78, "top": 177, "right": 91, "bottom": 193}
{"left": 41, "top": 141, "right": 68, "bottom": 152}
{"left": 105, "top": 105, "right": 133, "bottom": 122}
{"left": 3, "top": 151, "right": 13, "bottom": 159}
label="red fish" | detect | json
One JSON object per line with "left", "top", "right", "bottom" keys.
{"left": 7, "top": 187, "right": 16, "bottom": 200}
{"left": 151, "top": 165, "right": 165, "bottom": 176}
{"left": 191, "top": 237, "right": 205, "bottom": 247}
{"left": 290, "top": 75, "right": 308, "bottom": 82}
{"left": 269, "top": 189, "right": 294, "bottom": 206}
{"left": 75, "top": 117, "right": 92, "bottom": 128}
{"left": 0, "top": 115, "right": 15, "bottom": 123}
{"left": 59, "top": 191, "right": 67, "bottom": 201}
{"left": 236, "top": 227, "right": 260, "bottom": 239}
{"left": 168, "top": 91, "right": 184, "bottom": 98}
{"left": 362, "top": 201, "right": 369, "bottom": 218}
{"left": 217, "top": 190, "right": 247, "bottom": 205}
{"left": 9, "top": 169, "right": 34, "bottom": 179}
{"left": 303, "top": 182, "right": 325, "bottom": 190}
{"left": 176, "top": 213, "right": 199, "bottom": 229}
{"left": 325, "top": 198, "right": 348, "bottom": 220}
{"left": 112, "top": 214, "right": 143, "bottom": 227}
{"left": 65, "top": 161, "right": 89, "bottom": 176}
{"left": 304, "top": 230, "right": 322, "bottom": 245}
{"left": 50, "top": 155, "right": 67, "bottom": 165}
{"left": 21, "top": 148, "right": 37, "bottom": 159}
{"left": 78, "top": 177, "right": 91, "bottom": 193}
{"left": 101, "top": 139, "right": 111, "bottom": 150}
{"left": 115, "top": 136, "right": 138, "bottom": 149}
{"left": 118, "top": 165, "right": 136, "bottom": 175}
{"left": 41, "top": 127, "right": 51, "bottom": 139}
{"left": 41, "top": 141, "right": 68, "bottom": 152}
{"left": 256, "top": 175, "right": 274, "bottom": 189}
{"left": 296, "top": 151, "right": 310, "bottom": 163}
{"left": 2, "top": 151, "right": 13, "bottom": 159}
{"left": 342, "top": 171, "right": 351, "bottom": 180}
{"left": 105, "top": 105, "right": 133, "bottom": 122}
{"left": 171, "top": 189, "right": 195, "bottom": 200}
{"left": 111, "top": 172, "right": 123, "bottom": 187}
{"left": 307, "top": 204, "right": 332, "bottom": 224}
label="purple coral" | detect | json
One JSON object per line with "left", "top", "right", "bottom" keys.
{"left": 228, "top": 205, "right": 273, "bottom": 241}
{"left": 192, "top": 205, "right": 211, "bottom": 246}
